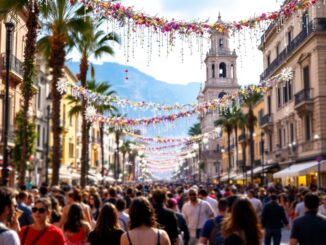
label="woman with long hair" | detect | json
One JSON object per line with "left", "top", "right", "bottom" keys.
{"left": 87, "top": 203, "right": 124, "bottom": 245}
{"left": 120, "top": 197, "right": 170, "bottom": 245}
{"left": 89, "top": 193, "right": 102, "bottom": 221}
{"left": 222, "top": 198, "right": 263, "bottom": 245}
{"left": 64, "top": 203, "right": 91, "bottom": 245}
{"left": 19, "top": 198, "right": 65, "bottom": 245}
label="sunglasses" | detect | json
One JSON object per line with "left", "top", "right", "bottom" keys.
{"left": 32, "top": 207, "right": 46, "bottom": 214}
{"left": 189, "top": 193, "right": 197, "bottom": 196}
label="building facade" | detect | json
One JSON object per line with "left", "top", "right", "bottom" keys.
{"left": 198, "top": 16, "right": 239, "bottom": 181}
{"left": 260, "top": 0, "right": 326, "bottom": 186}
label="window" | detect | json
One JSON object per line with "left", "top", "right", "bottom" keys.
{"left": 269, "top": 133, "right": 273, "bottom": 152}
{"left": 69, "top": 114, "right": 73, "bottom": 126}
{"left": 258, "top": 109, "right": 263, "bottom": 126}
{"left": 283, "top": 83, "right": 288, "bottom": 104}
{"left": 218, "top": 91, "right": 226, "bottom": 99}
{"left": 290, "top": 123, "right": 295, "bottom": 143}
{"left": 69, "top": 143, "right": 74, "bottom": 158}
{"left": 303, "top": 66, "right": 310, "bottom": 89}
{"left": 43, "top": 128, "right": 46, "bottom": 147}
{"left": 219, "top": 63, "right": 226, "bottom": 78}
{"left": 283, "top": 128, "right": 286, "bottom": 146}
{"left": 37, "top": 86, "right": 41, "bottom": 109}
{"left": 278, "top": 128, "right": 282, "bottom": 148}
{"left": 219, "top": 38, "right": 224, "bottom": 48}
{"left": 302, "top": 12, "right": 309, "bottom": 30}
{"left": 212, "top": 64, "right": 215, "bottom": 78}
{"left": 288, "top": 80, "right": 293, "bottom": 101}
{"left": 277, "top": 87, "right": 282, "bottom": 108}
{"left": 276, "top": 43, "right": 280, "bottom": 57}
{"left": 267, "top": 55, "right": 271, "bottom": 66}
{"left": 267, "top": 95, "right": 272, "bottom": 115}
{"left": 287, "top": 30, "right": 292, "bottom": 45}
{"left": 305, "top": 115, "right": 312, "bottom": 141}
{"left": 37, "top": 125, "right": 41, "bottom": 147}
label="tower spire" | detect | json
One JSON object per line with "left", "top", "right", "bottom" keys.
{"left": 218, "top": 12, "right": 221, "bottom": 22}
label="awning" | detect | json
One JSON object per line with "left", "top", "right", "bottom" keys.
{"left": 235, "top": 164, "right": 277, "bottom": 180}
{"left": 273, "top": 161, "right": 326, "bottom": 179}
{"left": 220, "top": 172, "right": 237, "bottom": 181}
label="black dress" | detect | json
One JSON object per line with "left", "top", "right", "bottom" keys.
{"left": 87, "top": 228, "right": 124, "bottom": 245}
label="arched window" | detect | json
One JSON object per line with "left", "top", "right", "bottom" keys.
{"left": 218, "top": 91, "right": 226, "bottom": 99}
{"left": 219, "top": 63, "right": 226, "bottom": 78}
{"left": 219, "top": 38, "right": 224, "bottom": 48}
{"left": 212, "top": 64, "right": 215, "bottom": 78}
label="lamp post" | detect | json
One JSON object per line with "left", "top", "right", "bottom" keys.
{"left": 260, "top": 132, "right": 265, "bottom": 186}
{"left": 1, "top": 21, "right": 15, "bottom": 186}
{"left": 316, "top": 156, "right": 323, "bottom": 189}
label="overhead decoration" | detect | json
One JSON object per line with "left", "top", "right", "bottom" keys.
{"left": 78, "top": 0, "right": 317, "bottom": 34}
{"left": 67, "top": 67, "right": 293, "bottom": 127}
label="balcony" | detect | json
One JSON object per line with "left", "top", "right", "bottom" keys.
{"left": 260, "top": 18, "right": 326, "bottom": 81}
{"left": 0, "top": 125, "right": 16, "bottom": 147}
{"left": 1, "top": 53, "right": 24, "bottom": 83}
{"left": 294, "top": 89, "right": 313, "bottom": 116}
{"left": 238, "top": 133, "right": 246, "bottom": 142}
{"left": 261, "top": 114, "right": 273, "bottom": 131}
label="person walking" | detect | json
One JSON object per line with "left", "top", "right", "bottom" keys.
{"left": 182, "top": 188, "right": 214, "bottom": 245}
{"left": 290, "top": 192, "right": 326, "bottom": 245}
{"left": 222, "top": 198, "right": 263, "bottom": 245}
{"left": 152, "top": 189, "right": 179, "bottom": 245}
{"left": 317, "top": 194, "right": 326, "bottom": 219}
{"left": 261, "top": 194, "right": 289, "bottom": 245}
{"left": 19, "top": 198, "right": 65, "bottom": 245}
{"left": 247, "top": 189, "right": 263, "bottom": 217}
{"left": 120, "top": 197, "right": 171, "bottom": 245}
{"left": 63, "top": 203, "right": 91, "bottom": 245}
{"left": 0, "top": 187, "right": 20, "bottom": 245}
{"left": 198, "top": 189, "right": 218, "bottom": 216}
{"left": 116, "top": 198, "right": 130, "bottom": 231}
{"left": 198, "top": 198, "right": 228, "bottom": 245}
{"left": 87, "top": 203, "right": 124, "bottom": 245}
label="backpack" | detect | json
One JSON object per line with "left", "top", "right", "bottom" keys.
{"left": 209, "top": 217, "right": 224, "bottom": 245}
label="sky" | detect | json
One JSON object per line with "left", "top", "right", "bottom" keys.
{"left": 75, "top": 0, "right": 284, "bottom": 85}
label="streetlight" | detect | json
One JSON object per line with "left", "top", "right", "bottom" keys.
{"left": 260, "top": 132, "right": 265, "bottom": 186}
{"left": 1, "top": 21, "right": 15, "bottom": 186}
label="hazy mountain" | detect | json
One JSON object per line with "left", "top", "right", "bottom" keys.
{"left": 67, "top": 62, "right": 200, "bottom": 105}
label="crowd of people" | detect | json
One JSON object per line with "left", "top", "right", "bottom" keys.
{"left": 0, "top": 182, "right": 326, "bottom": 245}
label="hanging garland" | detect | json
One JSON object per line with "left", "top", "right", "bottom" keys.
{"left": 75, "top": 67, "right": 293, "bottom": 127}
{"left": 76, "top": 0, "right": 317, "bottom": 34}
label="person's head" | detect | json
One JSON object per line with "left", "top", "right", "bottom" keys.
{"left": 64, "top": 203, "right": 84, "bottom": 232}
{"left": 247, "top": 189, "right": 255, "bottom": 198}
{"left": 166, "top": 198, "right": 178, "bottom": 211}
{"left": 32, "top": 198, "right": 51, "bottom": 225}
{"left": 188, "top": 188, "right": 198, "bottom": 202}
{"left": 222, "top": 198, "right": 262, "bottom": 245}
{"left": 218, "top": 198, "right": 228, "bottom": 215}
{"left": 152, "top": 189, "right": 167, "bottom": 205}
{"left": 129, "top": 197, "right": 157, "bottom": 229}
{"left": 94, "top": 203, "right": 119, "bottom": 234}
{"left": 72, "top": 188, "right": 82, "bottom": 202}
{"left": 116, "top": 198, "right": 126, "bottom": 212}
{"left": 0, "top": 187, "right": 16, "bottom": 222}
{"left": 27, "top": 193, "right": 34, "bottom": 206}
{"left": 89, "top": 193, "right": 102, "bottom": 209}
{"left": 126, "top": 188, "right": 134, "bottom": 197}
{"left": 198, "top": 189, "right": 208, "bottom": 199}
{"left": 18, "top": 191, "right": 28, "bottom": 204}
{"left": 108, "top": 187, "right": 117, "bottom": 198}
{"left": 39, "top": 186, "right": 48, "bottom": 197}
{"left": 270, "top": 194, "right": 278, "bottom": 202}
{"left": 304, "top": 192, "right": 320, "bottom": 211}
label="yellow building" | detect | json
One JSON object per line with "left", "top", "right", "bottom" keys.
{"left": 220, "top": 98, "right": 270, "bottom": 184}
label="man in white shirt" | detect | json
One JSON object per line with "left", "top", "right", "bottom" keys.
{"left": 182, "top": 188, "right": 214, "bottom": 245}
{"left": 0, "top": 187, "right": 20, "bottom": 245}
{"left": 198, "top": 189, "right": 218, "bottom": 215}
{"left": 318, "top": 195, "right": 326, "bottom": 219}
{"left": 116, "top": 198, "right": 130, "bottom": 231}
{"left": 247, "top": 189, "right": 263, "bottom": 217}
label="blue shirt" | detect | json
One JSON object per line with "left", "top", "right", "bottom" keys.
{"left": 200, "top": 215, "right": 224, "bottom": 238}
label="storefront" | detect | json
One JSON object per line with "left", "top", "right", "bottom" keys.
{"left": 273, "top": 161, "right": 326, "bottom": 187}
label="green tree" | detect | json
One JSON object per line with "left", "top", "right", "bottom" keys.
{"left": 120, "top": 140, "right": 132, "bottom": 183}
{"left": 240, "top": 89, "right": 262, "bottom": 183}
{"left": 188, "top": 122, "right": 203, "bottom": 182}
{"left": 215, "top": 108, "right": 234, "bottom": 182}
{"left": 0, "top": 0, "right": 41, "bottom": 184}
{"left": 12, "top": 111, "right": 37, "bottom": 180}
{"left": 188, "top": 123, "right": 202, "bottom": 136}
{"left": 72, "top": 18, "right": 119, "bottom": 188}
{"left": 37, "top": 0, "right": 87, "bottom": 185}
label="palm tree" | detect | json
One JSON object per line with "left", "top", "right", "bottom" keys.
{"left": 0, "top": 0, "right": 40, "bottom": 184}
{"left": 37, "top": 0, "right": 87, "bottom": 185}
{"left": 230, "top": 107, "right": 242, "bottom": 172}
{"left": 72, "top": 18, "right": 119, "bottom": 188}
{"left": 120, "top": 140, "right": 132, "bottom": 183}
{"left": 240, "top": 89, "right": 262, "bottom": 183}
{"left": 188, "top": 123, "right": 202, "bottom": 136}
{"left": 87, "top": 80, "right": 117, "bottom": 186}
{"left": 188, "top": 122, "right": 202, "bottom": 182}
{"left": 238, "top": 112, "right": 248, "bottom": 184}
{"left": 215, "top": 108, "right": 234, "bottom": 182}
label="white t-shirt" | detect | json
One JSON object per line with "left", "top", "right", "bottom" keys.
{"left": 318, "top": 205, "right": 326, "bottom": 219}
{"left": 295, "top": 201, "right": 305, "bottom": 218}
{"left": 182, "top": 200, "right": 214, "bottom": 237}
{"left": 118, "top": 211, "right": 130, "bottom": 231}
{"left": 249, "top": 197, "right": 263, "bottom": 216}
{"left": 202, "top": 197, "right": 218, "bottom": 216}
{"left": 0, "top": 222, "right": 20, "bottom": 245}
